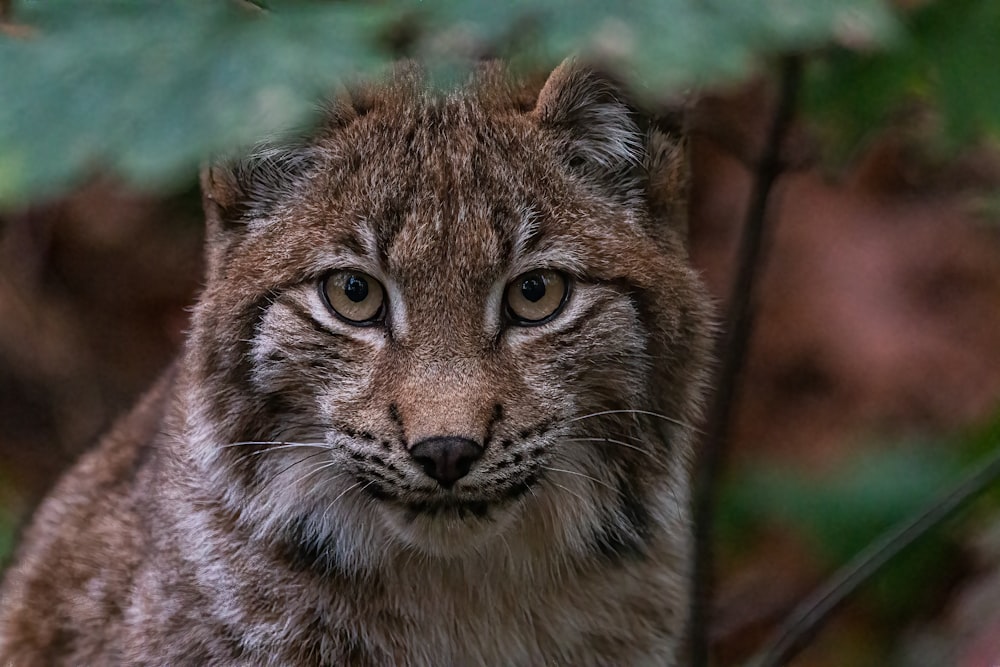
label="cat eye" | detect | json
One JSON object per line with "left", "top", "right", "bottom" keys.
{"left": 321, "top": 270, "right": 386, "bottom": 325}
{"left": 505, "top": 270, "right": 570, "bottom": 325}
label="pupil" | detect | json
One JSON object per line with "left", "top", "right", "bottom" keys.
{"left": 344, "top": 275, "right": 369, "bottom": 303}
{"left": 520, "top": 275, "right": 546, "bottom": 303}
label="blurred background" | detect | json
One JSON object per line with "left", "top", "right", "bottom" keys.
{"left": 2, "top": 1, "right": 1000, "bottom": 665}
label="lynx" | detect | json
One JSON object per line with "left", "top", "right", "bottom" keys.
{"left": 0, "top": 60, "right": 712, "bottom": 665}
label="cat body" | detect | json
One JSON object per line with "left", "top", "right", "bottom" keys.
{"left": 0, "top": 61, "right": 712, "bottom": 665}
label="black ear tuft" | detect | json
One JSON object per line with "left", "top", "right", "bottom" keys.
{"left": 533, "top": 59, "right": 646, "bottom": 199}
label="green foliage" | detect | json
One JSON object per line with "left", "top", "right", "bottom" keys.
{"left": 720, "top": 414, "right": 1000, "bottom": 633}
{"left": 0, "top": 2, "right": 386, "bottom": 203}
{"left": 720, "top": 445, "right": 965, "bottom": 565}
{"left": 0, "top": 0, "right": 897, "bottom": 206}
{"left": 0, "top": 511, "right": 14, "bottom": 562}
{"left": 806, "top": 0, "right": 1000, "bottom": 157}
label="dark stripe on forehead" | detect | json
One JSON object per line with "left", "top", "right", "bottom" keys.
{"left": 334, "top": 231, "right": 366, "bottom": 257}
{"left": 487, "top": 200, "right": 524, "bottom": 262}
{"left": 372, "top": 168, "right": 417, "bottom": 258}
{"left": 354, "top": 99, "right": 541, "bottom": 280}
{"left": 513, "top": 196, "right": 561, "bottom": 256}
{"left": 372, "top": 209, "right": 405, "bottom": 270}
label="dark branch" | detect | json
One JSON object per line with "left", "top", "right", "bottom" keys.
{"left": 687, "top": 55, "right": 803, "bottom": 667}
{"left": 748, "top": 441, "right": 1000, "bottom": 667}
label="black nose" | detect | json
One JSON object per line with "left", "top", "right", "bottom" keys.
{"left": 408, "top": 437, "right": 483, "bottom": 488}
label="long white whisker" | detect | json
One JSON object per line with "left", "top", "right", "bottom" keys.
{"left": 235, "top": 448, "right": 312, "bottom": 468}
{"left": 564, "top": 409, "right": 701, "bottom": 433}
{"left": 237, "top": 446, "right": 332, "bottom": 468}
{"left": 222, "top": 441, "right": 329, "bottom": 450}
{"left": 562, "top": 437, "right": 655, "bottom": 459}
{"left": 548, "top": 481, "right": 590, "bottom": 506}
{"left": 292, "top": 464, "right": 347, "bottom": 488}
{"left": 270, "top": 450, "right": 330, "bottom": 479}
{"left": 542, "top": 465, "right": 618, "bottom": 494}
{"left": 323, "top": 480, "right": 365, "bottom": 515}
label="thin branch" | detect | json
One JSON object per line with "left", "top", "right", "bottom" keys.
{"left": 688, "top": 54, "right": 803, "bottom": 667}
{"left": 748, "top": 442, "right": 1000, "bottom": 667}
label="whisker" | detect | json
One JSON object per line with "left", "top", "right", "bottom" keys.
{"left": 263, "top": 450, "right": 329, "bottom": 479}
{"left": 562, "top": 436, "right": 655, "bottom": 459}
{"left": 564, "top": 409, "right": 702, "bottom": 434}
{"left": 547, "top": 481, "right": 590, "bottom": 506}
{"left": 241, "top": 445, "right": 332, "bottom": 464}
{"left": 542, "top": 465, "right": 618, "bottom": 494}
{"left": 221, "top": 440, "right": 329, "bottom": 450}
{"left": 292, "top": 464, "right": 348, "bottom": 488}
{"left": 233, "top": 447, "right": 319, "bottom": 469}
{"left": 322, "top": 480, "right": 365, "bottom": 515}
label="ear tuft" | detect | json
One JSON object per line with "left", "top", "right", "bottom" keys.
{"left": 534, "top": 60, "right": 645, "bottom": 197}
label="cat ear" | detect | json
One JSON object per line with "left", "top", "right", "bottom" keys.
{"left": 535, "top": 59, "right": 693, "bottom": 240}
{"left": 200, "top": 87, "right": 362, "bottom": 239}
{"left": 199, "top": 146, "right": 319, "bottom": 277}
{"left": 645, "top": 117, "right": 690, "bottom": 240}
{"left": 533, "top": 59, "right": 645, "bottom": 200}
{"left": 200, "top": 144, "right": 320, "bottom": 233}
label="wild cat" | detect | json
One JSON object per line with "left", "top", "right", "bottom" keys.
{"left": 0, "top": 60, "right": 712, "bottom": 665}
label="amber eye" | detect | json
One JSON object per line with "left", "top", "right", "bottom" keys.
{"left": 505, "top": 270, "right": 570, "bottom": 325}
{"left": 321, "top": 270, "right": 385, "bottom": 325}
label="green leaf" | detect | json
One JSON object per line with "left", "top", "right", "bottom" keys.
{"left": 1, "top": 2, "right": 387, "bottom": 203}
{"left": 0, "top": 0, "right": 898, "bottom": 205}
{"left": 806, "top": 0, "right": 1000, "bottom": 159}
{"left": 721, "top": 446, "right": 964, "bottom": 564}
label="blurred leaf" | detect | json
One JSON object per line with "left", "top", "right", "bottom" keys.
{"left": 722, "top": 410, "right": 1000, "bottom": 566}
{"left": 0, "top": 513, "right": 13, "bottom": 563}
{"left": 426, "top": 0, "right": 898, "bottom": 90}
{"left": 722, "top": 446, "right": 964, "bottom": 565}
{"left": 806, "top": 0, "right": 1000, "bottom": 160}
{"left": 722, "top": 416, "right": 1000, "bottom": 641}
{"left": 0, "top": 2, "right": 388, "bottom": 203}
{"left": 0, "top": 0, "right": 897, "bottom": 205}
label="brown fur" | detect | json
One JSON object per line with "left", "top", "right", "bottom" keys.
{"left": 0, "top": 60, "right": 712, "bottom": 665}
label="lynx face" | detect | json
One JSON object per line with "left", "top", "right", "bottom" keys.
{"left": 0, "top": 60, "right": 710, "bottom": 665}
{"left": 187, "top": 62, "right": 710, "bottom": 568}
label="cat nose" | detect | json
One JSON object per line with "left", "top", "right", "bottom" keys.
{"left": 408, "top": 436, "right": 483, "bottom": 488}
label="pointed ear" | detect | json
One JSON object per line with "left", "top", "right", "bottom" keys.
{"left": 200, "top": 145, "right": 320, "bottom": 231}
{"left": 645, "top": 120, "right": 690, "bottom": 240}
{"left": 199, "top": 87, "right": 362, "bottom": 264}
{"left": 198, "top": 143, "right": 321, "bottom": 279}
{"left": 533, "top": 59, "right": 645, "bottom": 200}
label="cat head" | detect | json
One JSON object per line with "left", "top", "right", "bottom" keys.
{"left": 182, "top": 59, "right": 711, "bottom": 569}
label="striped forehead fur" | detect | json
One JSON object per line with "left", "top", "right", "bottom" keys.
{"left": 223, "top": 60, "right": 649, "bottom": 227}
